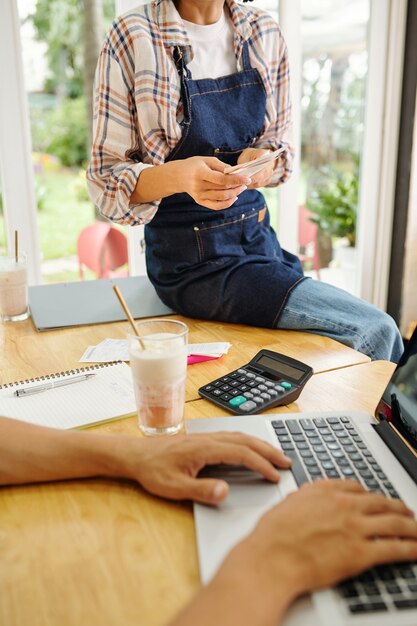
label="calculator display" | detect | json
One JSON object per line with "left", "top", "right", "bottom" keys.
{"left": 255, "top": 355, "right": 305, "bottom": 381}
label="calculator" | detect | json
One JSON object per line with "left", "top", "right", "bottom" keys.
{"left": 198, "top": 349, "right": 313, "bottom": 415}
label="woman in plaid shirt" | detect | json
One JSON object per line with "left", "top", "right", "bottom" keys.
{"left": 87, "top": 0, "right": 403, "bottom": 363}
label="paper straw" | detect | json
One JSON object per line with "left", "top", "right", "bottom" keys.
{"left": 14, "top": 230, "right": 18, "bottom": 263}
{"left": 112, "top": 285, "right": 146, "bottom": 349}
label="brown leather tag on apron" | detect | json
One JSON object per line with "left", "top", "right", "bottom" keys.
{"left": 258, "top": 207, "right": 266, "bottom": 223}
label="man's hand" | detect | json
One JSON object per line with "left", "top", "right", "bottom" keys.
{"left": 237, "top": 148, "right": 277, "bottom": 189}
{"left": 121, "top": 432, "right": 291, "bottom": 505}
{"left": 240, "top": 480, "right": 417, "bottom": 596}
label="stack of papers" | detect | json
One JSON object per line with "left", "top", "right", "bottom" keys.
{"left": 224, "top": 146, "right": 285, "bottom": 177}
{"left": 79, "top": 339, "right": 231, "bottom": 364}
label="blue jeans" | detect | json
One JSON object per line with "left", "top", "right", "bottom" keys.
{"left": 277, "top": 278, "right": 404, "bottom": 363}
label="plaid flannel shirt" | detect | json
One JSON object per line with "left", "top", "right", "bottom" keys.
{"left": 86, "top": 0, "right": 294, "bottom": 225}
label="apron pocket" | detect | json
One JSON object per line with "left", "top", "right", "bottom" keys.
{"left": 241, "top": 206, "right": 279, "bottom": 258}
{"left": 193, "top": 214, "right": 249, "bottom": 263}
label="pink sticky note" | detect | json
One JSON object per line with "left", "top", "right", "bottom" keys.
{"left": 187, "top": 354, "right": 220, "bottom": 365}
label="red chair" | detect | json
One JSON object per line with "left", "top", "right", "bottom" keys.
{"left": 77, "top": 222, "right": 129, "bottom": 279}
{"left": 298, "top": 206, "right": 321, "bottom": 279}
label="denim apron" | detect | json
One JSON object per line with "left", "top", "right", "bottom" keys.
{"left": 145, "top": 42, "right": 305, "bottom": 328}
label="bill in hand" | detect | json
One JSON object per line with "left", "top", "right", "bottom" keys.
{"left": 224, "top": 146, "right": 286, "bottom": 177}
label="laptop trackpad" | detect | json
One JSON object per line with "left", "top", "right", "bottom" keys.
{"left": 194, "top": 467, "right": 282, "bottom": 584}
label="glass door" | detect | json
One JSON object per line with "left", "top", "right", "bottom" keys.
{"left": 16, "top": 0, "right": 120, "bottom": 284}
{"left": 299, "top": 0, "right": 370, "bottom": 293}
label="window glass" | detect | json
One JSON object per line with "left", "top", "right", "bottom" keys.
{"left": 300, "top": 0, "right": 370, "bottom": 292}
{"left": 244, "top": 1, "right": 370, "bottom": 295}
{"left": 18, "top": 0, "right": 118, "bottom": 283}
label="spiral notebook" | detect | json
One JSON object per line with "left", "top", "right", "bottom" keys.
{"left": 0, "top": 362, "right": 137, "bottom": 429}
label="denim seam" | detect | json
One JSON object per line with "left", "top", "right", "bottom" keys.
{"left": 198, "top": 213, "right": 258, "bottom": 232}
{"left": 282, "top": 306, "right": 378, "bottom": 359}
{"left": 189, "top": 81, "right": 261, "bottom": 99}
{"left": 194, "top": 229, "right": 204, "bottom": 263}
{"left": 272, "top": 277, "right": 306, "bottom": 328}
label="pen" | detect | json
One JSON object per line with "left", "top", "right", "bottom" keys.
{"left": 15, "top": 373, "right": 96, "bottom": 397}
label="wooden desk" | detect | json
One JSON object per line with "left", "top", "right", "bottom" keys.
{"left": 185, "top": 360, "right": 396, "bottom": 420}
{"left": 0, "top": 315, "right": 370, "bottom": 402}
{"left": 0, "top": 350, "right": 394, "bottom": 626}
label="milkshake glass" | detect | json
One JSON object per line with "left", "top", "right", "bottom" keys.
{"left": 0, "top": 254, "right": 29, "bottom": 322}
{"left": 128, "top": 319, "right": 188, "bottom": 436}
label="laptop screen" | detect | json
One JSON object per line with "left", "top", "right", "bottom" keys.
{"left": 377, "top": 327, "right": 417, "bottom": 451}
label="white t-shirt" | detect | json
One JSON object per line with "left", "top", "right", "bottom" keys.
{"left": 182, "top": 9, "right": 237, "bottom": 79}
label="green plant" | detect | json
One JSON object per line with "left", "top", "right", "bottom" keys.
{"left": 44, "top": 97, "right": 88, "bottom": 167}
{"left": 72, "top": 168, "right": 91, "bottom": 203}
{"left": 307, "top": 166, "right": 358, "bottom": 247}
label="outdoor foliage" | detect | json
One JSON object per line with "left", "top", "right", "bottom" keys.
{"left": 43, "top": 97, "right": 88, "bottom": 167}
{"left": 30, "top": 0, "right": 115, "bottom": 98}
{"left": 307, "top": 160, "right": 359, "bottom": 247}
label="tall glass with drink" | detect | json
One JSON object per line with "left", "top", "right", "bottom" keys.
{"left": 128, "top": 319, "right": 188, "bottom": 436}
{"left": 0, "top": 254, "right": 29, "bottom": 322}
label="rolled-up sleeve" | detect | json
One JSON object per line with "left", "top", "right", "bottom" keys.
{"left": 86, "top": 39, "right": 158, "bottom": 225}
{"left": 253, "top": 31, "right": 294, "bottom": 188}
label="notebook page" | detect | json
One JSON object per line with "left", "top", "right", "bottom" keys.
{"left": 0, "top": 362, "right": 137, "bottom": 429}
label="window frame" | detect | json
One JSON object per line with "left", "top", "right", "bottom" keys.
{"left": 0, "top": 0, "right": 41, "bottom": 284}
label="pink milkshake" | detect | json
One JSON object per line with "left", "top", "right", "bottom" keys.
{"left": 0, "top": 256, "right": 29, "bottom": 322}
{"left": 128, "top": 320, "right": 188, "bottom": 435}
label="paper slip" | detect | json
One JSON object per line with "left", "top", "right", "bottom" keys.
{"left": 186, "top": 343, "right": 232, "bottom": 357}
{"left": 80, "top": 339, "right": 129, "bottom": 363}
{"left": 80, "top": 340, "right": 232, "bottom": 363}
{"left": 224, "top": 147, "right": 285, "bottom": 177}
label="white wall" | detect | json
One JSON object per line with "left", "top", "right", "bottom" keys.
{"left": 400, "top": 99, "right": 417, "bottom": 336}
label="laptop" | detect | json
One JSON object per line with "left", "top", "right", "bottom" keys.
{"left": 186, "top": 327, "right": 417, "bottom": 626}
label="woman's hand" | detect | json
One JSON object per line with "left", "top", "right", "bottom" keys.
{"left": 176, "top": 156, "right": 252, "bottom": 210}
{"left": 239, "top": 480, "right": 417, "bottom": 597}
{"left": 120, "top": 432, "right": 291, "bottom": 505}
{"left": 237, "top": 147, "right": 277, "bottom": 189}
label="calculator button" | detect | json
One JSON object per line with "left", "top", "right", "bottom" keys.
{"left": 245, "top": 372, "right": 255, "bottom": 379}
{"left": 244, "top": 392, "right": 254, "bottom": 399}
{"left": 213, "top": 381, "right": 222, "bottom": 387}
{"left": 239, "top": 384, "right": 249, "bottom": 392}
{"left": 237, "top": 369, "right": 246, "bottom": 374}
{"left": 221, "top": 376, "right": 231, "bottom": 383}
{"left": 238, "top": 401, "right": 257, "bottom": 412}
{"left": 221, "top": 393, "right": 232, "bottom": 401}
{"left": 230, "top": 389, "right": 241, "bottom": 397}
{"left": 229, "top": 373, "right": 239, "bottom": 379}
{"left": 229, "top": 396, "right": 247, "bottom": 407}
{"left": 246, "top": 380, "right": 258, "bottom": 388}
{"left": 253, "top": 396, "right": 263, "bottom": 404}
{"left": 258, "top": 384, "right": 268, "bottom": 392}
{"left": 280, "top": 381, "right": 292, "bottom": 390}
{"left": 221, "top": 384, "right": 231, "bottom": 391}
{"left": 265, "top": 381, "right": 275, "bottom": 388}
{"left": 275, "top": 385, "right": 285, "bottom": 393}
{"left": 237, "top": 376, "right": 248, "bottom": 383}
{"left": 268, "top": 389, "right": 278, "bottom": 397}
{"left": 260, "top": 393, "right": 272, "bottom": 401}
{"left": 251, "top": 388, "right": 261, "bottom": 396}
{"left": 202, "top": 385, "right": 214, "bottom": 391}
{"left": 212, "top": 389, "right": 222, "bottom": 396}
{"left": 255, "top": 376, "right": 265, "bottom": 383}
{"left": 230, "top": 381, "right": 241, "bottom": 388}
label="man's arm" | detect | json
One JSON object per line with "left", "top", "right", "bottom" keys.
{"left": 0, "top": 416, "right": 290, "bottom": 504}
{"left": 170, "top": 480, "right": 417, "bottom": 626}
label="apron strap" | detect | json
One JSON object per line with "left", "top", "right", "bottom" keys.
{"left": 173, "top": 46, "right": 192, "bottom": 79}
{"left": 173, "top": 46, "right": 192, "bottom": 123}
{"left": 241, "top": 41, "right": 251, "bottom": 71}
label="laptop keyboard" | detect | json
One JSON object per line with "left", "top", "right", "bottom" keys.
{"left": 272, "top": 416, "right": 417, "bottom": 615}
